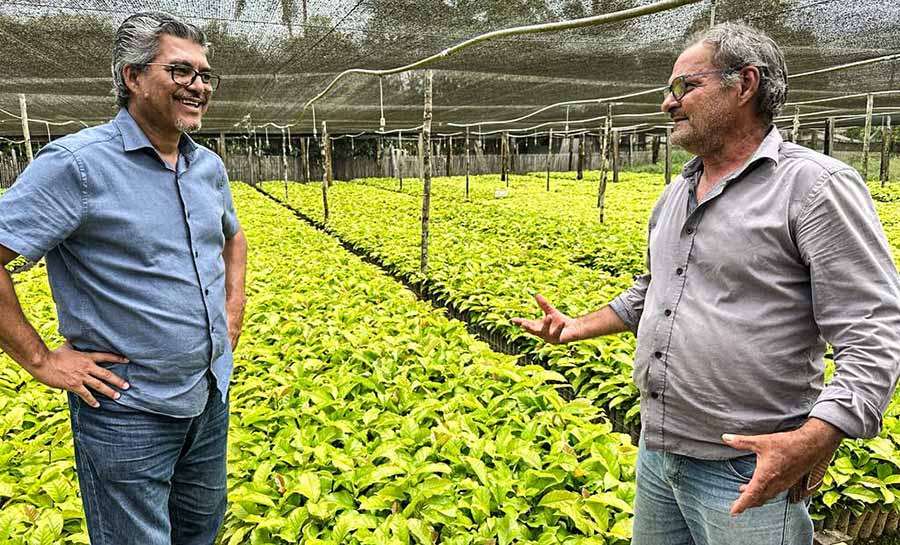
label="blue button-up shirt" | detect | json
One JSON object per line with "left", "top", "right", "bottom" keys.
{"left": 0, "top": 108, "right": 240, "bottom": 418}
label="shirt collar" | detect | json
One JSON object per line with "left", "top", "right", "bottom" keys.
{"left": 114, "top": 108, "right": 200, "bottom": 162}
{"left": 679, "top": 125, "right": 782, "bottom": 184}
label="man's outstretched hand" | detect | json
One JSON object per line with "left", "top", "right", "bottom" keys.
{"left": 722, "top": 418, "right": 844, "bottom": 515}
{"left": 511, "top": 294, "right": 581, "bottom": 344}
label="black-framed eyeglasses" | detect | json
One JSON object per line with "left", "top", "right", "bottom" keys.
{"left": 142, "top": 62, "right": 221, "bottom": 91}
{"left": 662, "top": 68, "right": 734, "bottom": 102}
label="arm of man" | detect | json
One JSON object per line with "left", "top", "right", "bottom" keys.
{"left": 0, "top": 244, "right": 129, "bottom": 407}
{"left": 223, "top": 228, "right": 247, "bottom": 351}
{"left": 724, "top": 166, "right": 900, "bottom": 515}
{"left": 512, "top": 295, "right": 629, "bottom": 344}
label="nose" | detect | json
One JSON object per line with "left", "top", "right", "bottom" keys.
{"left": 187, "top": 74, "right": 207, "bottom": 95}
{"left": 661, "top": 91, "right": 678, "bottom": 114}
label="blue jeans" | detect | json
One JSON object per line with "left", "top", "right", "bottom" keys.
{"left": 67, "top": 384, "right": 228, "bottom": 545}
{"left": 633, "top": 436, "right": 813, "bottom": 545}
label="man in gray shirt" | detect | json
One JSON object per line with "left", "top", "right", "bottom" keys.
{"left": 514, "top": 23, "right": 900, "bottom": 544}
{"left": 0, "top": 12, "right": 246, "bottom": 545}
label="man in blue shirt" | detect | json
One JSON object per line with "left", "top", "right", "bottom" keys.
{"left": 0, "top": 12, "right": 247, "bottom": 545}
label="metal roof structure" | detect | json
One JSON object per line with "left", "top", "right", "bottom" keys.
{"left": 1, "top": 0, "right": 899, "bottom": 136}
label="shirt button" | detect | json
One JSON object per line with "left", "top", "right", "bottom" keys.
{"left": 211, "top": 325, "right": 216, "bottom": 333}
{"left": 651, "top": 392, "right": 659, "bottom": 399}
{"left": 676, "top": 267, "right": 684, "bottom": 275}
{"left": 664, "top": 309, "right": 672, "bottom": 317}
{"left": 187, "top": 212, "right": 191, "bottom": 219}
{"left": 205, "top": 288, "right": 210, "bottom": 296}
{"left": 194, "top": 251, "right": 199, "bottom": 258}
{"left": 654, "top": 351, "right": 663, "bottom": 359}
{"left": 686, "top": 227, "right": 694, "bottom": 234}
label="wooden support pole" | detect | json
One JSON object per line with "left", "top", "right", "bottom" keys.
{"left": 546, "top": 129, "right": 553, "bottom": 191}
{"left": 652, "top": 135, "right": 660, "bottom": 164}
{"left": 281, "top": 128, "right": 288, "bottom": 200}
{"left": 248, "top": 131, "right": 257, "bottom": 185}
{"left": 18, "top": 94, "right": 33, "bottom": 164}
{"left": 218, "top": 131, "right": 226, "bottom": 161}
{"left": 791, "top": 106, "right": 800, "bottom": 144}
{"left": 446, "top": 136, "right": 452, "bottom": 177}
{"left": 824, "top": 118, "right": 835, "bottom": 156}
{"left": 627, "top": 132, "right": 634, "bottom": 167}
{"left": 577, "top": 135, "right": 585, "bottom": 180}
{"left": 398, "top": 131, "right": 404, "bottom": 190}
{"left": 881, "top": 116, "right": 892, "bottom": 187}
{"left": 377, "top": 137, "right": 384, "bottom": 177}
{"left": 665, "top": 128, "right": 673, "bottom": 184}
{"left": 301, "top": 137, "right": 310, "bottom": 182}
{"left": 420, "top": 70, "right": 434, "bottom": 276}
{"left": 465, "top": 127, "right": 470, "bottom": 200}
{"left": 597, "top": 118, "right": 610, "bottom": 212}
{"left": 320, "top": 122, "right": 331, "bottom": 222}
{"left": 612, "top": 130, "right": 620, "bottom": 183}
{"left": 863, "top": 93, "right": 874, "bottom": 180}
{"left": 567, "top": 135, "right": 574, "bottom": 172}
{"left": 418, "top": 131, "right": 424, "bottom": 180}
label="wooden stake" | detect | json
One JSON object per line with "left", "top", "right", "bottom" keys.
{"left": 567, "top": 135, "right": 574, "bottom": 172}
{"left": 652, "top": 135, "right": 660, "bottom": 163}
{"left": 19, "top": 94, "right": 33, "bottom": 164}
{"left": 597, "top": 118, "right": 609, "bottom": 211}
{"left": 577, "top": 135, "right": 585, "bottom": 180}
{"left": 248, "top": 130, "right": 257, "bottom": 185}
{"left": 281, "top": 127, "right": 288, "bottom": 200}
{"left": 824, "top": 118, "right": 835, "bottom": 156}
{"left": 420, "top": 70, "right": 434, "bottom": 276}
{"left": 863, "top": 93, "right": 874, "bottom": 180}
{"left": 398, "top": 131, "right": 403, "bottom": 190}
{"left": 417, "top": 131, "right": 424, "bottom": 180}
{"left": 377, "top": 137, "right": 384, "bottom": 177}
{"left": 465, "top": 127, "right": 470, "bottom": 200}
{"left": 791, "top": 106, "right": 800, "bottom": 144}
{"left": 502, "top": 132, "right": 510, "bottom": 187}
{"left": 301, "top": 137, "right": 310, "bottom": 182}
{"left": 881, "top": 116, "right": 892, "bottom": 187}
{"left": 612, "top": 130, "right": 620, "bottom": 183}
{"left": 320, "top": 122, "right": 330, "bottom": 222}
{"left": 546, "top": 129, "right": 553, "bottom": 191}
{"left": 218, "top": 131, "right": 226, "bottom": 161}
{"left": 665, "top": 128, "right": 672, "bottom": 184}
{"left": 446, "top": 136, "right": 452, "bottom": 177}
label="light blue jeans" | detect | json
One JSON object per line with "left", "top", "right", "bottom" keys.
{"left": 67, "top": 384, "right": 228, "bottom": 545}
{"left": 633, "top": 435, "right": 813, "bottom": 545}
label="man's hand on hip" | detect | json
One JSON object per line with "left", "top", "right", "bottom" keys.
{"left": 722, "top": 418, "right": 844, "bottom": 515}
{"left": 27, "top": 342, "right": 130, "bottom": 408}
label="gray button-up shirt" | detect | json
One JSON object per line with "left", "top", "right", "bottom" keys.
{"left": 0, "top": 108, "right": 240, "bottom": 418}
{"left": 609, "top": 127, "right": 900, "bottom": 459}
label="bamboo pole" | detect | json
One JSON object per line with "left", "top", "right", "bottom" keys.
{"left": 420, "top": 70, "right": 434, "bottom": 276}
{"left": 824, "top": 117, "right": 835, "bottom": 156}
{"left": 320, "top": 121, "right": 331, "bottom": 222}
{"left": 665, "top": 127, "right": 672, "bottom": 184}
{"left": 19, "top": 94, "right": 33, "bottom": 164}
{"left": 546, "top": 128, "right": 553, "bottom": 191}
{"left": 465, "top": 127, "right": 470, "bottom": 200}
{"left": 863, "top": 93, "right": 874, "bottom": 180}
{"left": 881, "top": 116, "right": 892, "bottom": 187}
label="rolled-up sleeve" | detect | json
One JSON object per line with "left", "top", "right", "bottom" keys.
{"left": 799, "top": 168, "right": 900, "bottom": 438}
{"left": 0, "top": 145, "right": 85, "bottom": 261}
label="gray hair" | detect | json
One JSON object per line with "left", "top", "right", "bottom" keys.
{"left": 111, "top": 11, "right": 209, "bottom": 108}
{"left": 687, "top": 22, "right": 788, "bottom": 124}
